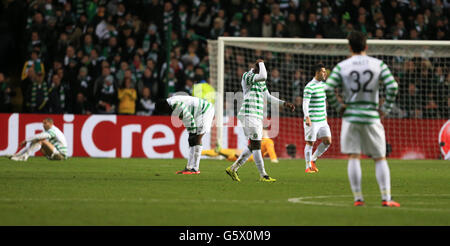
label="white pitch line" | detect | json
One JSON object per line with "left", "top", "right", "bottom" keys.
{"left": 0, "top": 197, "right": 285, "bottom": 204}
{"left": 288, "top": 194, "right": 450, "bottom": 212}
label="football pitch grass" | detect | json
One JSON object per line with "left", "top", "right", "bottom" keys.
{"left": 0, "top": 157, "right": 449, "bottom": 226}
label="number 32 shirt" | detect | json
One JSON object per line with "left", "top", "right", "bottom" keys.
{"left": 324, "top": 55, "right": 399, "bottom": 124}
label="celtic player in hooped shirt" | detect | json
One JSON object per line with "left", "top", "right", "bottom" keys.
{"left": 166, "top": 95, "right": 215, "bottom": 175}
{"left": 10, "top": 117, "right": 68, "bottom": 161}
{"left": 303, "top": 63, "right": 332, "bottom": 174}
{"left": 226, "top": 59, "right": 295, "bottom": 183}
{"left": 325, "top": 31, "right": 400, "bottom": 207}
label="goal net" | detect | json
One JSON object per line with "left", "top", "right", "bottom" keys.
{"left": 208, "top": 38, "right": 450, "bottom": 160}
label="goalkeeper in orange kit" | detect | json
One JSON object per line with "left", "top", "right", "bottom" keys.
{"left": 202, "top": 130, "right": 279, "bottom": 163}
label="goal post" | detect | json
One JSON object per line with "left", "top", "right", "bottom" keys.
{"left": 208, "top": 37, "right": 450, "bottom": 159}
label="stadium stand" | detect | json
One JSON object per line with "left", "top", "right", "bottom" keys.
{"left": 0, "top": 0, "right": 448, "bottom": 118}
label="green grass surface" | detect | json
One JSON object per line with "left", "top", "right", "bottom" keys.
{"left": 0, "top": 157, "right": 449, "bottom": 226}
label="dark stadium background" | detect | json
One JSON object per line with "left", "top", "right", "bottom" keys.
{"left": 0, "top": 0, "right": 448, "bottom": 117}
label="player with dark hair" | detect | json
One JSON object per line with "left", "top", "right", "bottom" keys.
{"left": 325, "top": 31, "right": 400, "bottom": 207}
{"left": 225, "top": 59, "right": 295, "bottom": 182}
{"left": 303, "top": 63, "right": 332, "bottom": 173}
{"left": 10, "top": 118, "right": 68, "bottom": 161}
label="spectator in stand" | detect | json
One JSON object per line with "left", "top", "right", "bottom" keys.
{"left": 88, "top": 48, "right": 102, "bottom": 78}
{"left": 270, "top": 3, "right": 285, "bottom": 24}
{"left": 409, "top": 29, "right": 420, "bottom": 40}
{"left": 63, "top": 46, "right": 77, "bottom": 67}
{"left": 81, "top": 34, "right": 96, "bottom": 56}
{"left": 162, "top": 1, "right": 174, "bottom": 33}
{"left": 246, "top": 8, "right": 262, "bottom": 37}
{"left": 102, "top": 36, "right": 120, "bottom": 60}
{"left": 392, "top": 20, "right": 407, "bottom": 40}
{"left": 261, "top": 14, "right": 273, "bottom": 37}
{"left": 73, "top": 92, "right": 93, "bottom": 115}
{"left": 374, "top": 28, "right": 385, "bottom": 39}
{"left": 274, "top": 23, "right": 287, "bottom": 37}
{"left": 28, "top": 31, "right": 45, "bottom": 55}
{"left": 118, "top": 77, "right": 137, "bottom": 115}
{"left": 96, "top": 75, "right": 117, "bottom": 114}
{"left": 116, "top": 61, "right": 129, "bottom": 86}
{"left": 136, "top": 87, "right": 156, "bottom": 116}
{"left": 424, "top": 93, "right": 440, "bottom": 118}
{"left": 30, "top": 12, "right": 46, "bottom": 38}
{"left": 47, "top": 74, "right": 67, "bottom": 114}
{"left": 285, "top": 13, "right": 301, "bottom": 37}
{"left": 374, "top": 17, "right": 387, "bottom": 36}
{"left": 302, "top": 13, "right": 321, "bottom": 38}
{"left": 181, "top": 78, "right": 194, "bottom": 95}
{"left": 64, "top": 19, "right": 83, "bottom": 48}
{"left": 227, "top": 13, "right": 242, "bottom": 37}
{"left": 400, "top": 82, "right": 422, "bottom": 118}
{"left": 28, "top": 72, "right": 49, "bottom": 113}
{"left": 123, "top": 69, "right": 137, "bottom": 88}
{"left": 21, "top": 51, "right": 45, "bottom": 82}
{"left": 165, "top": 69, "right": 178, "bottom": 97}
{"left": 355, "top": 14, "right": 372, "bottom": 36}
{"left": 290, "top": 69, "right": 305, "bottom": 102}
{"left": 210, "top": 17, "right": 225, "bottom": 40}
{"left": 77, "top": 66, "right": 93, "bottom": 100}
{"left": 131, "top": 53, "right": 145, "bottom": 80}
{"left": 414, "top": 13, "right": 429, "bottom": 40}
{"left": 190, "top": 3, "right": 211, "bottom": 37}
{"left": 181, "top": 43, "right": 200, "bottom": 67}
{"left": 0, "top": 73, "right": 15, "bottom": 113}
{"left": 174, "top": 4, "right": 189, "bottom": 40}
{"left": 121, "top": 36, "right": 137, "bottom": 63}
{"left": 46, "top": 60, "right": 62, "bottom": 85}
{"left": 139, "top": 67, "right": 158, "bottom": 98}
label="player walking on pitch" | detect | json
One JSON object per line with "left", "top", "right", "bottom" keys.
{"left": 10, "top": 118, "right": 68, "bottom": 161}
{"left": 303, "top": 63, "right": 332, "bottom": 173}
{"left": 226, "top": 59, "right": 295, "bottom": 182}
{"left": 324, "top": 31, "right": 400, "bottom": 207}
{"left": 166, "top": 95, "right": 215, "bottom": 175}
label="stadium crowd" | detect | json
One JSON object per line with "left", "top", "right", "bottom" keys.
{"left": 0, "top": 0, "right": 448, "bottom": 118}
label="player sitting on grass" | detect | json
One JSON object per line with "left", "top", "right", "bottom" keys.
{"left": 325, "top": 31, "right": 400, "bottom": 207}
{"left": 303, "top": 63, "right": 332, "bottom": 173}
{"left": 10, "top": 118, "right": 68, "bottom": 161}
{"left": 166, "top": 95, "right": 215, "bottom": 175}
{"left": 203, "top": 129, "right": 279, "bottom": 163}
{"left": 226, "top": 59, "right": 294, "bottom": 182}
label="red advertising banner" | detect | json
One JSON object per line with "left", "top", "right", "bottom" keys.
{"left": 0, "top": 113, "right": 446, "bottom": 159}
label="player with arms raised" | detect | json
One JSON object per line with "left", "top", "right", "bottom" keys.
{"left": 226, "top": 59, "right": 295, "bottom": 182}
{"left": 10, "top": 118, "right": 68, "bottom": 161}
{"left": 325, "top": 31, "right": 400, "bottom": 207}
{"left": 166, "top": 95, "right": 215, "bottom": 175}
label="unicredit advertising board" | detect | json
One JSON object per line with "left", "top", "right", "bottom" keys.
{"left": 0, "top": 113, "right": 446, "bottom": 159}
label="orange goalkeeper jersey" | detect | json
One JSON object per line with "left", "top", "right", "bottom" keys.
{"left": 261, "top": 138, "right": 277, "bottom": 161}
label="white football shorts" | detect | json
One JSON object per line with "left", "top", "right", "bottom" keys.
{"left": 304, "top": 121, "right": 331, "bottom": 142}
{"left": 195, "top": 106, "right": 215, "bottom": 135}
{"left": 340, "top": 119, "right": 386, "bottom": 158}
{"left": 239, "top": 116, "right": 263, "bottom": 141}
